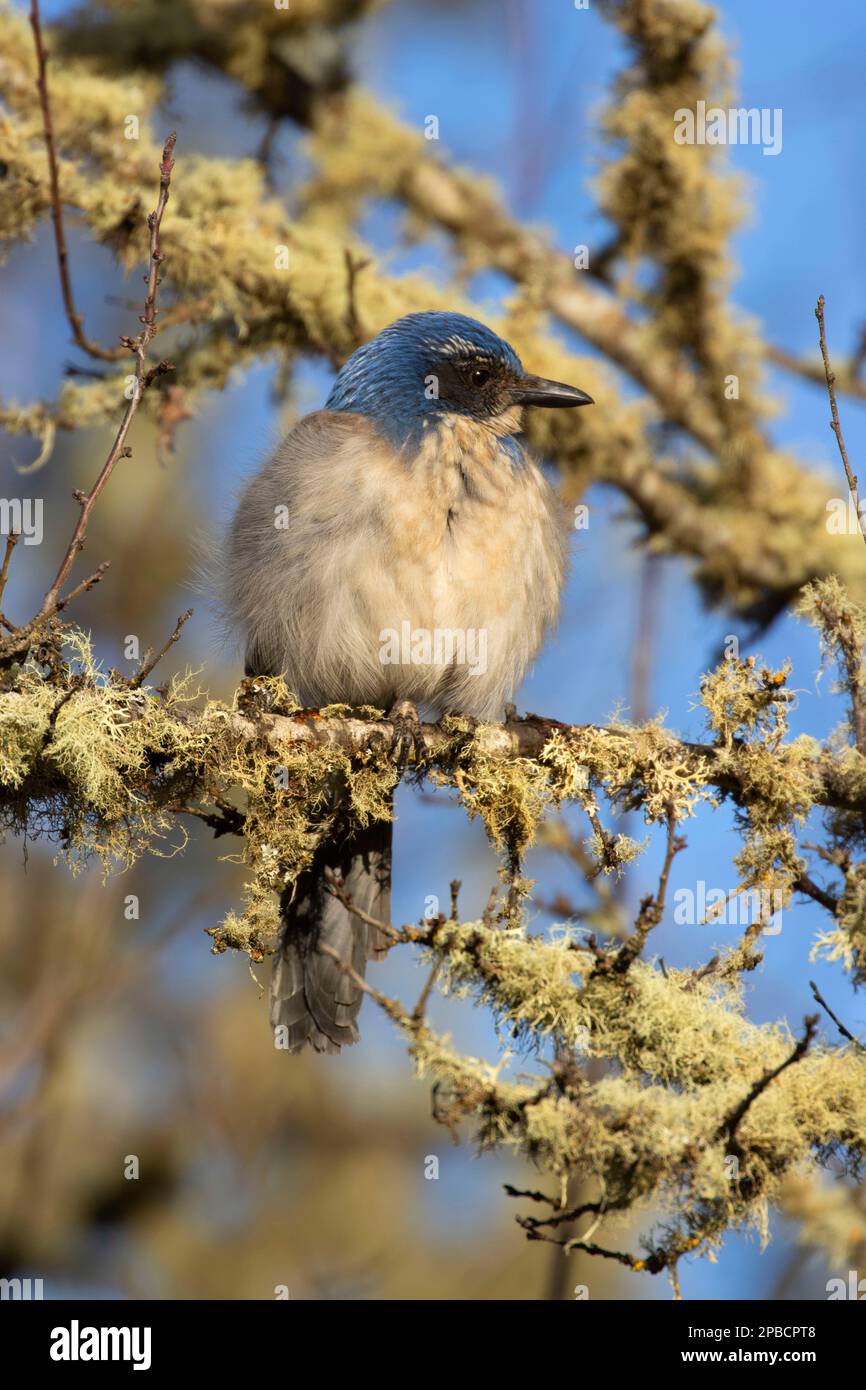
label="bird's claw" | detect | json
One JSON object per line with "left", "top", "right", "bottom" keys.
{"left": 387, "top": 699, "right": 424, "bottom": 774}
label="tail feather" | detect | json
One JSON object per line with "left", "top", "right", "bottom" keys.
{"left": 270, "top": 814, "right": 392, "bottom": 1054}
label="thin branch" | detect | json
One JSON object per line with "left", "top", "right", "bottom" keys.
{"left": 816, "top": 295, "right": 866, "bottom": 547}
{"left": 518, "top": 1197, "right": 614, "bottom": 1233}
{"left": 718, "top": 1014, "right": 819, "bottom": 1154}
{"left": 322, "top": 865, "right": 401, "bottom": 943}
{"left": 614, "top": 804, "right": 685, "bottom": 972}
{"left": 582, "top": 800, "right": 619, "bottom": 879}
{"left": 0, "top": 532, "right": 19, "bottom": 611}
{"left": 412, "top": 962, "right": 440, "bottom": 1024}
{"left": 449, "top": 877, "right": 461, "bottom": 920}
{"left": 0, "top": 132, "right": 177, "bottom": 663}
{"left": 131, "top": 607, "right": 193, "bottom": 687}
{"left": 809, "top": 980, "right": 866, "bottom": 1052}
{"left": 503, "top": 1185, "right": 558, "bottom": 1206}
{"left": 28, "top": 0, "right": 125, "bottom": 362}
{"left": 794, "top": 871, "right": 839, "bottom": 916}
{"left": 315, "top": 940, "right": 417, "bottom": 1035}
{"left": 51, "top": 562, "right": 110, "bottom": 616}
{"left": 171, "top": 703, "right": 866, "bottom": 820}
{"left": 38, "top": 130, "right": 176, "bottom": 618}
{"left": 481, "top": 886, "right": 500, "bottom": 927}
{"left": 343, "top": 248, "right": 370, "bottom": 348}
{"left": 173, "top": 803, "right": 247, "bottom": 838}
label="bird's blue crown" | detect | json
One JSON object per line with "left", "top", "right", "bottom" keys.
{"left": 325, "top": 311, "right": 524, "bottom": 451}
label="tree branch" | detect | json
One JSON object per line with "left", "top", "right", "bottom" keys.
{"left": 0, "top": 131, "right": 177, "bottom": 661}
{"left": 29, "top": 0, "right": 125, "bottom": 362}
{"left": 816, "top": 294, "right": 866, "bottom": 547}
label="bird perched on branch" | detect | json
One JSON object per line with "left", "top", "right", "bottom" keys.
{"left": 226, "top": 311, "right": 592, "bottom": 1053}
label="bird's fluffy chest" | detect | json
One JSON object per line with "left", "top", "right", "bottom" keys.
{"left": 227, "top": 409, "right": 567, "bottom": 718}
{"left": 354, "top": 414, "right": 567, "bottom": 716}
{"left": 384, "top": 416, "right": 553, "bottom": 624}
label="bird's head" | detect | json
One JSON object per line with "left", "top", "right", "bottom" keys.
{"left": 325, "top": 311, "right": 593, "bottom": 446}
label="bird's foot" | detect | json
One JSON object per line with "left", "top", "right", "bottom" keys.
{"left": 387, "top": 699, "right": 424, "bottom": 774}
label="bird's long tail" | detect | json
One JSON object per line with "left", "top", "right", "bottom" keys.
{"left": 270, "top": 809, "right": 392, "bottom": 1054}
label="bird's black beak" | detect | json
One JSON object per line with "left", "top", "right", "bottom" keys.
{"left": 512, "top": 375, "right": 594, "bottom": 408}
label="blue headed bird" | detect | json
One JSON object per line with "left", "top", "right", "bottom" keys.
{"left": 226, "top": 311, "right": 592, "bottom": 1052}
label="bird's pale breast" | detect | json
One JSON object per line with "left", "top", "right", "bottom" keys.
{"left": 226, "top": 410, "right": 568, "bottom": 719}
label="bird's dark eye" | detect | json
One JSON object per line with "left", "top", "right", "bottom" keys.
{"left": 470, "top": 367, "right": 491, "bottom": 386}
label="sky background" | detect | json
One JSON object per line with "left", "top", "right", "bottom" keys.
{"left": 2, "top": 0, "right": 866, "bottom": 1300}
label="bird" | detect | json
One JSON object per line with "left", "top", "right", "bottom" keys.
{"left": 225, "top": 310, "right": 593, "bottom": 1053}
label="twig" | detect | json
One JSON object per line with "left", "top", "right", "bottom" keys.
{"left": 131, "top": 607, "right": 193, "bottom": 687}
{"left": 173, "top": 803, "right": 247, "bottom": 838}
{"left": 518, "top": 1197, "right": 613, "bottom": 1232}
{"left": 809, "top": 980, "right": 866, "bottom": 1052}
{"left": 0, "top": 132, "right": 177, "bottom": 663}
{"left": 718, "top": 1014, "right": 818, "bottom": 1154}
{"left": 794, "top": 871, "right": 839, "bottom": 916}
{"left": 816, "top": 295, "right": 866, "bottom": 547}
{"left": 0, "top": 564, "right": 110, "bottom": 658}
{"left": 584, "top": 804, "right": 618, "bottom": 878}
{"left": 449, "top": 878, "right": 461, "bottom": 920}
{"left": 684, "top": 954, "right": 720, "bottom": 991}
{"left": 50, "top": 562, "right": 110, "bottom": 616}
{"left": 0, "top": 533, "right": 19, "bottom": 611}
{"left": 503, "top": 1185, "right": 558, "bottom": 1206}
{"left": 28, "top": 0, "right": 125, "bottom": 362}
{"left": 38, "top": 130, "right": 176, "bottom": 619}
{"left": 614, "top": 803, "right": 684, "bottom": 972}
{"left": 412, "top": 962, "right": 440, "bottom": 1023}
{"left": 481, "top": 886, "right": 499, "bottom": 926}
{"left": 343, "top": 248, "right": 371, "bottom": 348}
{"left": 322, "top": 866, "right": 401, "bottom": 942}
{"left": 519, "top": 1225, "right": 642, "bottom": 1268}
{"left": 315, "top": 941, "right": 415, "bottom": 1034}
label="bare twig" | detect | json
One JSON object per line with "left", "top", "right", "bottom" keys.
{"left": 684, "top": 954, "right": 720, "bottom": 992}
{"left": 343, "top": 248, "right": 371, "bottom": 348}
{"left": 28, "top": 0, "right": 125, "bottom": 362}
{"left": 315, "top": 940, "right": 415, "bottom": 1034}
{"left": 412, "top": 962, "right": 440, "bottom": 1023}
{"left": 38, "top": 130, "right": 176, "bottom": 619}
{"left": 809, "top": 980, "right": 866, "bottom": 1052}
{"left": 503, "top": 1184, "right": 558, "bottom": 1206}
{"left": 322, "top": 866, "right": 401, "bottom": 943}
{"left": 481, "top": 885, "right": 499, "bottom": 926}
{"left": 0, "top": 132, "right": 177, "bottom": 662}
{"left": 131, "top": 607, "right": 193, "bottom": 687}
{"left": 449, "top": 878, "right": 461, "bottom": 920}
{"left": 582, "top": 800, "right": 619, "bottom": 879}
{"left": 614, "top": 803, "right": 684, "bottom": 972}
{"left": 50, "top": 562, "right": 110, "bottom": 616}
{"left": 0, "top": 532, "right": 19, "bottom": 611}
{"left": 794, "top": 871, "right": 839, "bottom": 916}
{"left": 816, "top": 295, "right": 866, "bottom": 547}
